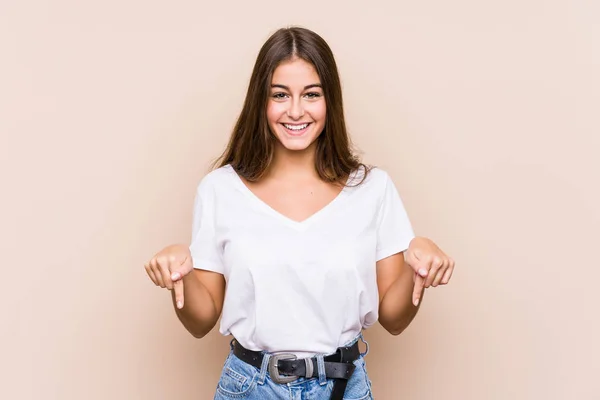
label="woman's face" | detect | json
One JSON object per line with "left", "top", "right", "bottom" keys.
{"left": 266, "top": 58, "right": 326, "bottom": 152}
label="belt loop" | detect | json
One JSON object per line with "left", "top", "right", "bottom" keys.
{"left": 359, "top": 333, "right": 370, "bottom": 357}
{"left": 258, "top": 352, "right": 270, "bottom": 385}
{"left": 316, "top": 355, "right": 327, "bottom": 386}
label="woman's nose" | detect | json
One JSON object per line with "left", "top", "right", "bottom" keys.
{"left": 286, "top": 98, "right": 305, "bottom": 120}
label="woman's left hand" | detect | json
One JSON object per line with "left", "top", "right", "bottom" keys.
{"left": 406, "top": 237, "right": 455, "bottom": 289}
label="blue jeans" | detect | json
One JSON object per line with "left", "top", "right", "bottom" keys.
{"left": 213, "top": 334, "right": 374, "bottom": 400}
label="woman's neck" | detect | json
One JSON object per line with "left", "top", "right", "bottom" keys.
{"left": 268, "top": 141, "right": 319, "bottom": 181}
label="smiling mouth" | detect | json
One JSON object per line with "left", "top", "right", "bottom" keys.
{"left": 282, "top": 123, "right": 311, "bottom": 131}
{"left": 281, "top": 122, "right": 312, "bottom": 137}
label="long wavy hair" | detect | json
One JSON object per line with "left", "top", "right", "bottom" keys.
{"left": 213, "top": 26, "right": 369, "bottom": 185}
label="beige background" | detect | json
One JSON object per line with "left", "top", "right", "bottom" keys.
{"left": 1, "top": 0, "right": 599, "bottom": 399}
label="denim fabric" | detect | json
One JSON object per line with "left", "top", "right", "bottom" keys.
{"left": 213, "top": 334, "right": 374, "bottom": 400}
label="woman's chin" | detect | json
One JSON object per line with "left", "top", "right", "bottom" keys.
{"left": 279, "top": 140, "right": 316, "bottom": 152}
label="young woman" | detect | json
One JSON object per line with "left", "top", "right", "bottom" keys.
{"left": 144, "top": 27, "right": 455, "bottom": 400}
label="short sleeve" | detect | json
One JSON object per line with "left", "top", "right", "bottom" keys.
{"left": 189, "top": 179, "right": 224, "bottom": 274}
{"left": 375, "top": 172, "right": 415, "bottom": 261}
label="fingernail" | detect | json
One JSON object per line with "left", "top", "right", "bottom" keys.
{"left": 171, "top": 272, "right": 181, "bottom": 280}
{"left": 419, "top": 269, "right": 428, "bottom": 276}
{"left": 414, "top": 299, "right": 419, "bottom": 307}
{"left": 177, "top": 301, "right": 183, "bottom": 309}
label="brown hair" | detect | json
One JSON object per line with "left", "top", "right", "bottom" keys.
{"left": 213, "top": 26, "right": 369, "bottom": 185}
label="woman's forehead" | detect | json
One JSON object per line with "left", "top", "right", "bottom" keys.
{"left": 271, "top": 58, "right": 321, "bottom": 86}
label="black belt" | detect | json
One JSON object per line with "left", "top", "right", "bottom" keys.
{"left": 232, "top": 339, "right": 361, "bottom": 400}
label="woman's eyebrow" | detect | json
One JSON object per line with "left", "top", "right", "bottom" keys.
{"left": 270, "top": 84, "right": 323, "bottom": 90}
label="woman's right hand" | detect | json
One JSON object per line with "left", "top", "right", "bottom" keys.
{"left": 144, "top": 244, "right": 193, "bottom": 309}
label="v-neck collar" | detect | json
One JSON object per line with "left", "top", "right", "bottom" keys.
{"left": 226, "top": 164, "right": 355, "bottom": 231}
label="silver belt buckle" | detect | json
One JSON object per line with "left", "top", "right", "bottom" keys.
{"left": 268, "top": 353, "right": 298, "bottom": 384}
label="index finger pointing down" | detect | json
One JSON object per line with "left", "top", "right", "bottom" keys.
{"left": 173, "top": 279, "right": 184, "bottom": 309}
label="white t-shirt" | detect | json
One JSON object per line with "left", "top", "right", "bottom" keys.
{"left": 189, "top": 164, "right": 414, "bottom": 357}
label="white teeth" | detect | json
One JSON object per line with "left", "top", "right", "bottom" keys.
{"left": 284, "top": 123, "right": 309, "bottom": 131}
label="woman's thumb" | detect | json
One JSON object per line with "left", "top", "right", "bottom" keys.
{"left": 170, "top": 256, "right": 192, "bottom": 281}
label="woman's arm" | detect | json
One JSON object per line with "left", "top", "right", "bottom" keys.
{"left": 172, "top": 269, "right": 225, "bottom": 338}
{"left": 376, "top": 236, "right": 455, "bottom": 335}
{"left": 145, "top": 244, "right": 226, "bottom": 339}
{"left": 377, "top": 253, "right": 422, "bottom": 336}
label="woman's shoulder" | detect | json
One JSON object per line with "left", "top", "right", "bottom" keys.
{"left": 348, "top": 165, "right": 392, "bottom": 189}
{"left": 195, "top": 164, "right": 236, "bottom": 194}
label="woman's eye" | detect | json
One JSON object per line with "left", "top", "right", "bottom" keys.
{"left": 305, "top": 92, "right": 322, "bottom": 99}
{"left": 272, "top": 92, "right": 288, "bottom": 99}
